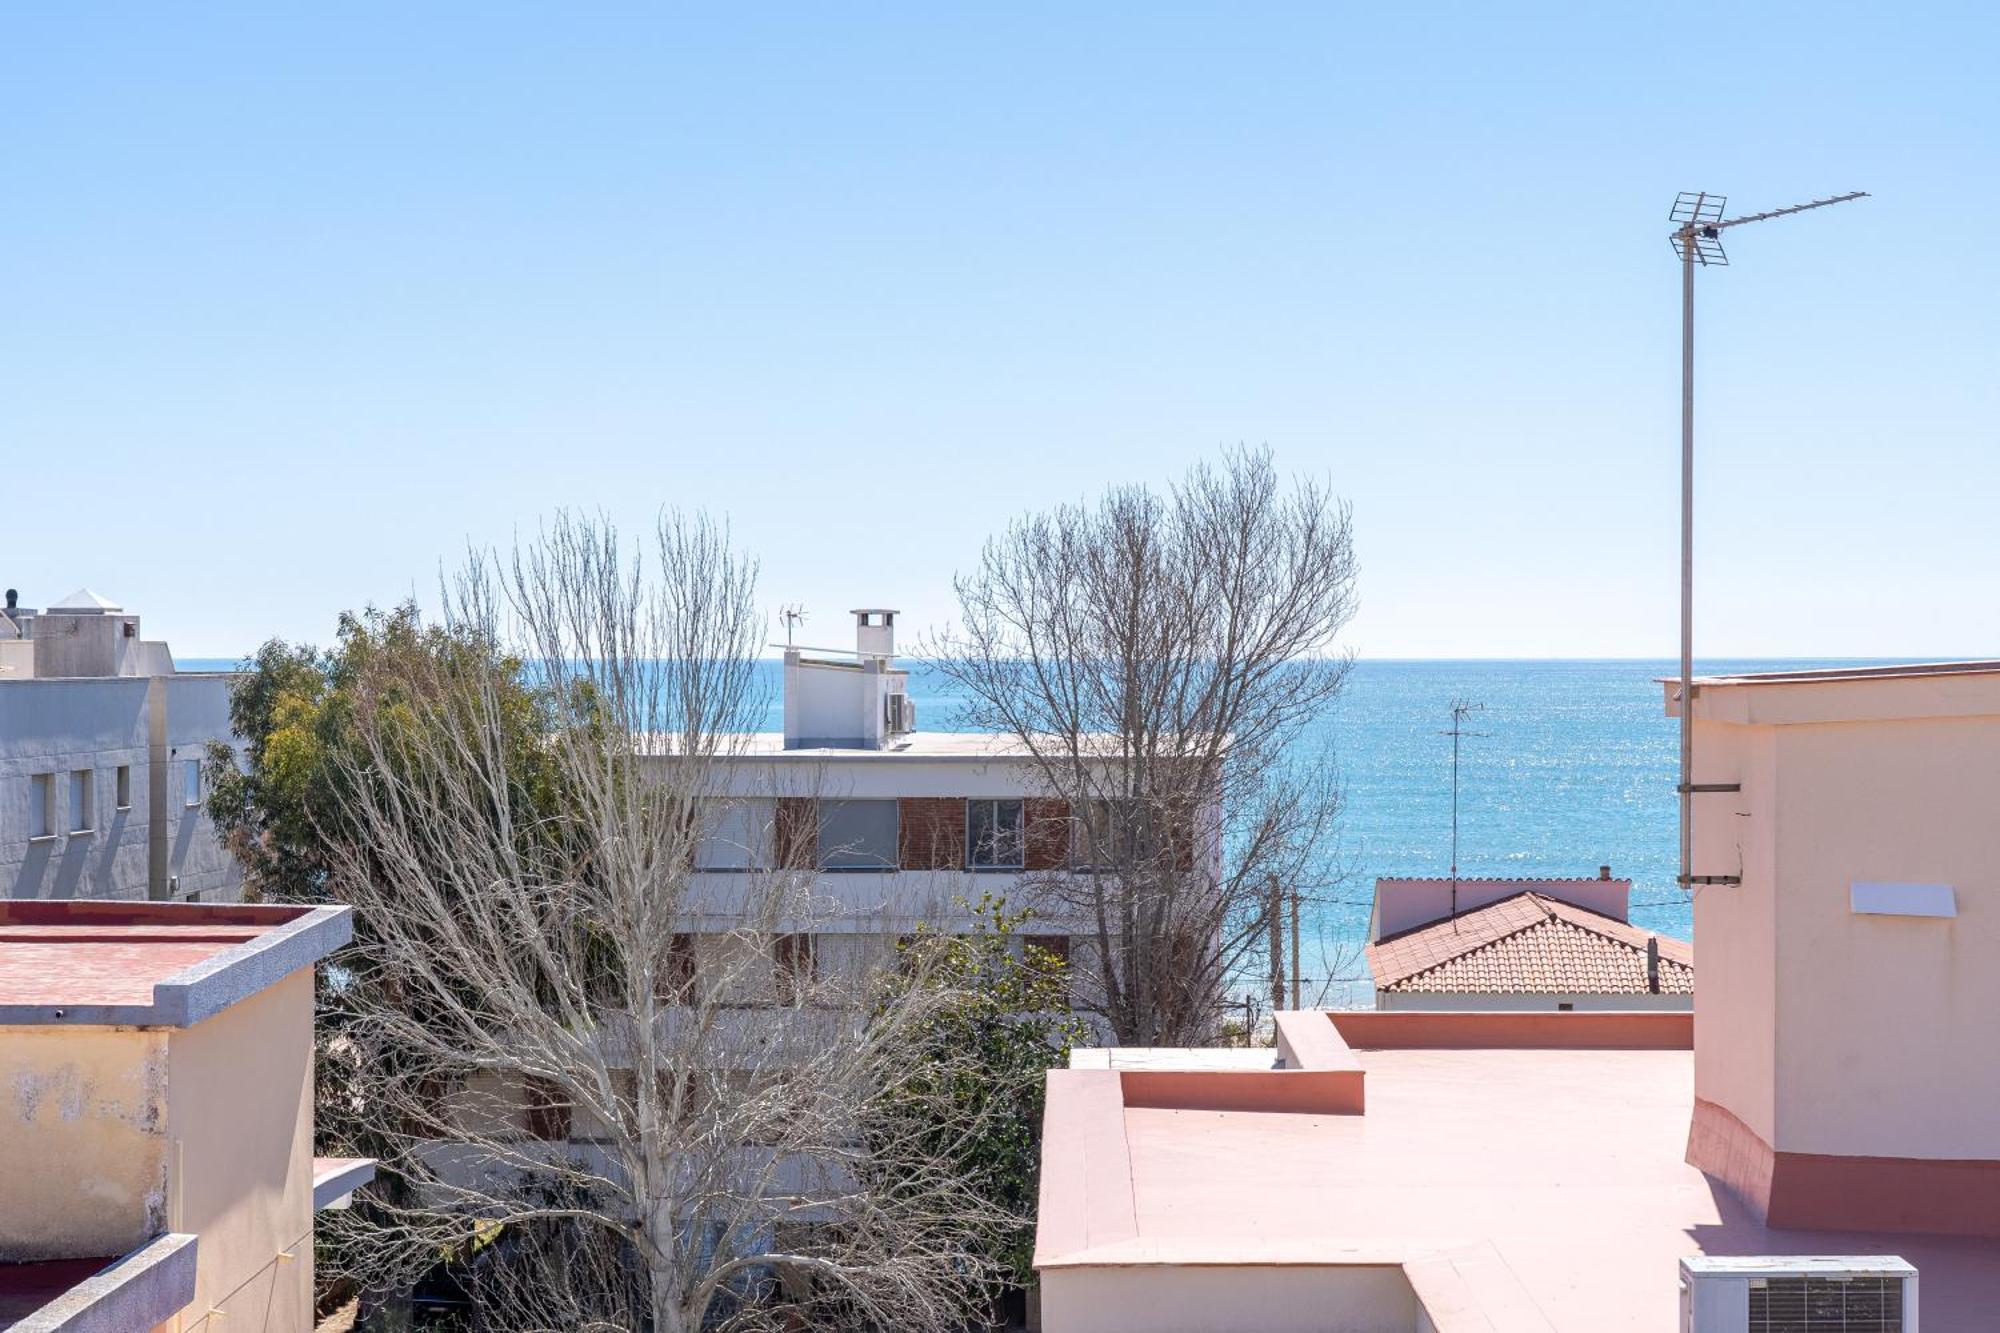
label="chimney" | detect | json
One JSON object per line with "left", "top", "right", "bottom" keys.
{"left": 1599, "top": 864, "right": 1612, "bottom": 881}
{"left": 851, "top": 609, "right": 896, "bottom": 660}
{"left": 1646, "top": 935, "right": 1661, "bottom": 994}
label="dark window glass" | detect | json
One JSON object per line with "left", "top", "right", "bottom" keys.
{"left": 967, "top": 799, "right": 1025, "bottom": 868}
{"left": 817, "top": 800, "right": 898, "bottom": 870}
{"left": 774, "top": 934, "right": 817, "bottom": 1004}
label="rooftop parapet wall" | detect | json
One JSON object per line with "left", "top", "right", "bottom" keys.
{"left": 1330, "top": 1008, "right": 1692, "bottom": 1050}
{"left": 1370, "top": 875, "right": 1630, "bottom": 942}
{"left": 0, "top": 901, "right": 351, "bottom": 1028}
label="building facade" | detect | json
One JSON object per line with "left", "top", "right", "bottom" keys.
{"left": 1675, "top": 660, "right": 2000, "bottom": 1237}
{"left": 0, "top": 590, "right": 241, "bottom": 904}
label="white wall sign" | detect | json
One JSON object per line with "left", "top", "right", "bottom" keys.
{"left": 1850, "top": 881, "right": 1957, "bottom": 918}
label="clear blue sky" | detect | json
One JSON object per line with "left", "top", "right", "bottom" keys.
{"left": 3, "top": 4, "right": 1994, "bottom": 659}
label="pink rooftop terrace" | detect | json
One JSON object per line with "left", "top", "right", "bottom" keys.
{"left": 1034, "top": 1011, "right": 2000, "bottom": 1331}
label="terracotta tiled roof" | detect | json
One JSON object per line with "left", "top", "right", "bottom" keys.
{"left": 1366, "top": 892, "right": 1693, "bottom": 995}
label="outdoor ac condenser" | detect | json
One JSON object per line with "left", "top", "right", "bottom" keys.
{"left": 1680, "top": 1256, "right": 1916, "bottom": 1333}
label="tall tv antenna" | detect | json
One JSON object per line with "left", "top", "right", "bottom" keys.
{"left": 1440, "top": 698, "right": 1486, "bottom": 927}
{"left": 779, "top": 604, "right": 807, "bottom": 648}
{"left": 1669, "top": 190, "right": 1866, "bottom": 897}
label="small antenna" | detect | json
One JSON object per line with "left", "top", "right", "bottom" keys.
{"left": 780, "top": 604, "right": 807, "bottom": 648}
{"left": 1439, "top": 698, "right": 1487, "bottom": 930}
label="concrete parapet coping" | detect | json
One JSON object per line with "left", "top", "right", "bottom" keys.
{"left": 311, "top": 1157, "right": 378, "bottom": 1212}
{"left": 0, "top": 902, "right": 351, "bottom": 1028}
{"left": 4, "top": 1232, "right": 197, "bottom": 1333}
{"left": 1329, "top": 1008, "right": 1692, "bottom": 1050}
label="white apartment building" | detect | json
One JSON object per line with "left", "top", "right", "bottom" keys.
{"left": 674, "top": 609, "right": 1092, "bottom": 996}
{"left": 449, "top": 610, "right": 1148, "bottom": 1148}
{"left": 0, "top": 588, "right": 242, "bottom": 903}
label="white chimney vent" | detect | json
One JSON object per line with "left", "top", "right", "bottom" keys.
{"left": 851, "top": 608, "right": 897, "bottom": 659}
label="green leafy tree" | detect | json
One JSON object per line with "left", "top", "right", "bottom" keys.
{"left": 206, "top": 602, "right": 567, "bottom": 906}
{"left": 867, "top": 897, "right": 1090, "bottom": 1293}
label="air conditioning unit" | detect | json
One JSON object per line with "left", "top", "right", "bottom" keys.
{"left": 1681, "top": 1256, "right": 1915, "bottom": 1333}
{"left": 884, "top": 692, "right": 915, "bottom": 735}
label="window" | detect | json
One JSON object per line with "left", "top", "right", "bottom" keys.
{"left": 658, "top": 934, "right": 698, "bottom": 1003}
{"left": 1074, "top": 799, "right": 1134, "bottom": 868}
{"left": 816, "top": 800, "right": 898, "bottom": 870}
{"left": 28, "top": 774, "right": 54, "bottom": 840}
{"left": 68, "top": 770, "right": 93, "bottom": 833}
{"left": 1073, "top": 798, "right": 1190, "bottom": 871}
{"left": 1024, "top": 934, "right": 1072, "bottom": 968}
{"left": 522, "top": 1075, "right": 573, "bottom": 1142}
{"left": 1557, "top": 1001, "right": 1575, "bottom": 1012}
{"left": 183, "top": 758, "right": 202, "bottom": 807}
{"left": 115, "top": 765, "right": 131, "bottom": 811}
{"left": 695, "top": 799, "right": 773, "bottom": 870}
{"left": 774, "top": 933, "right": 816, "bottom": 1004}
{"left": 966, "top": 799, "right": 1025, "bottom": 869}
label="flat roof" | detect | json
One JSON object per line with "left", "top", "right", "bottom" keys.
{"left": 0, "top": 901, "right": 350, "bottom": 1027}
{"left": 0, "top": 1257, "right": 114, "bottom": 1327}
{"left": 1684, "top": 659, "right": 2000, "bottom": 687}
{"left": 643, "top": 732, "right": 1065, "bottom": 760}
{"left": 1037, "top": 1015, "right": 2000, "bottom": 1329}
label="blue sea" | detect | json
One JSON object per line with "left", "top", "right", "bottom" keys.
{"left": 188, "top": 654, "right": 1876, "bottom": 973}
{"left": 857, "top": 658, "right": 1889, "bottom": 973}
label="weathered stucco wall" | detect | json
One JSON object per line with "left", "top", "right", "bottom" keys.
{"left": 0, "top": 1026, "right": 169, "bottom": 1260}
{"left": 167, "top": 967, "right": 315, "bottom": 1332}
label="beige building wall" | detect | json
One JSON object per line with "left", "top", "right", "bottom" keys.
{"left": 0, "top": 1026, "right": 169, "bottom": 1260}
{"left": 166, "top": 968, "right": 317, "bottom": 1333}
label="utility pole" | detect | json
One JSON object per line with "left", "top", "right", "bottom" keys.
{"left": 1268, "top": 875, "right": 1286, "bottom": 1017}
{"left": 1668, "top": 190, "right": 1866, "bottom": 895}
{"left": 1441, "top": 699, "right": 1486, "bottom": 929}
{"left": 1290, "top": 879, "right": 1302, "bottom": 1010}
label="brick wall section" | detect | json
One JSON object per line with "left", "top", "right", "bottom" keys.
{"left": 774, "top": 797, "right": 818, "bottom": 869}
{"left": 1024, "top": 798, "right": 1071, "bottom": 871}
{"left": 898, "top": 797, "right": 966, "bottom": 870}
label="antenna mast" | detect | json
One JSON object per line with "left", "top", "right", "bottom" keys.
{"left": 1668, "top": 190, "right": 1866, "bottom": 897}
{"left": 779, "top": 604, "right": 807, "bottom": 648}
{"left": 1441, "top": 699, "right": 1486, "bottom": 928}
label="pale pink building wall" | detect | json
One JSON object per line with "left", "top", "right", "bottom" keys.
{"left": 1771, "top": 717, "right": 2000, "bottom": 1159}
{"left": 1040, "top": 1265, "right": 1419, "bottom": 1333}
{"left": 1690, "top": 675, "right": 2000, "bottom": 1161}
{"left": 1690, "top": 721, "right": 1778, "bottom": 1146}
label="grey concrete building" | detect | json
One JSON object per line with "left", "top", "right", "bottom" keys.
{"left": 0, "top": 588, "right": 242, "bottom": 902}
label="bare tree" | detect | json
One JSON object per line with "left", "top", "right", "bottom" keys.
{"left": 932, "top": 448, "right": 1358, "bottom": 1046}
{"left": 320, "top": 512, "right": 1008, "bottom": 1333}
